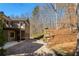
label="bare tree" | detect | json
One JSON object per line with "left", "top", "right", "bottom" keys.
{"left": 75, "top": 3, "right": 79, "bottom": 56}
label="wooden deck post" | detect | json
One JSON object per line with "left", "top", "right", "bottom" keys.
{"left": 20, "top": 22, "right": 21, "bottom": 41}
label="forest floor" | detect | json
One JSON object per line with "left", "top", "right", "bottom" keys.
{"left": 46, "top": 28, "right": 77, "bottom": 55}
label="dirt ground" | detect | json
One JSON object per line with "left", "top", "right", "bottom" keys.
{"left": 46, "top": 28, "right": 77, "bottom": 55}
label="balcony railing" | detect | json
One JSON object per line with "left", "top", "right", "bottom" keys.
{"left": 4, "top": 23, "right": 25, "bottom": 30}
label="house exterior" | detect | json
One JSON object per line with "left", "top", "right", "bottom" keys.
{"left": 0, "top": 12, "right": 30, "bottom": 42}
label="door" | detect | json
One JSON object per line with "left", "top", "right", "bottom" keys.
{"left": 8, "top": 31, "right": 15, "bottom": 41}
{"left": 16, "top": 30, "right": 20, "bottom": 41}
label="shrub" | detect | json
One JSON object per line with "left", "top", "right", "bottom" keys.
{"left": 0, "top": 15, "right": 7, "bottom": 56}
{"left": 0, "top": 48, "right": 6, "bottom": 56}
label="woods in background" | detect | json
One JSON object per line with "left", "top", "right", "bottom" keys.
{"left": 30, "top": 3, "right": 77, "bottom": 38}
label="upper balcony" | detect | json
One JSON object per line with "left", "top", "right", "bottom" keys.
{"left": 4, "top": 21, "right": 26, "bottom": 30}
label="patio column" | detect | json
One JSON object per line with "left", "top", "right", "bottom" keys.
{"left": 20, "top": 22, "right": 21, "bottom": 41}
{"left": 8, "top": 21, "right": 10, "bottom": 41}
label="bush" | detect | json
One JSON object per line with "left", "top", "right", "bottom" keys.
{"left": 0, "top": 48, "right": 6, "bottom": 56}
{"left": 0, "top": 16, "right": 7, "bottom": 56}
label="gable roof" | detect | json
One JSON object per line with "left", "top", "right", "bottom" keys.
{"left": 0, "top": 12, "right": 29, "bottom": 25}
